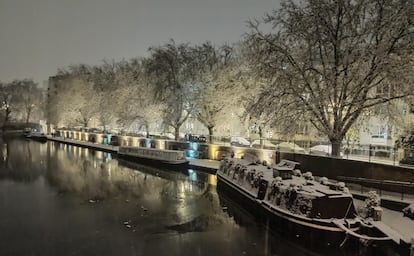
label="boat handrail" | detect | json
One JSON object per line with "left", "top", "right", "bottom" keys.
{"left": 119, "top": 146, "right": 186, "bottom": 161}
{"left": 332, "top": 219, "right": 393, "bottom": 241}
{"left": 120, "top": 146, "right": 185, "bottom": 154}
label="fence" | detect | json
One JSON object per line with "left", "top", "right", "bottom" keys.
{"left": 204, "top": 135, "right": 410, "bottom": 167}
{"left": 338, "top": 176, "right": 414, "bottom": 202}
{"left": 55, "top": 129, "right": 414, "bottom": 167}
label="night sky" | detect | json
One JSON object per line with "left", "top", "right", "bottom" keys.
{"left": 0, "top": 0, "right": 280, "bottom": 86}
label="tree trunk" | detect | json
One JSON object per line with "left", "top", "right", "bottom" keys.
{"left": 25, "top": 108, "right": 32, "bottom": 124}
{"left": 329, "top": 137, "right": 342, "bottom": 157}
{"left": 208, "top": 126, "right": 214, "bottom": 143}
{"left": 3, "top": 108, "right": 11, "bottom": 131}
{"left": 145, "top": 123, "right": 150, "bottom": 138}
{"left": 174, "top": 127, "right": 180, "bottom": 141}
{"left": 259, "top": 126, "right": 264, "bottom": 148}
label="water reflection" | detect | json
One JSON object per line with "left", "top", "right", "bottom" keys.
{"left": 0, "top": 138, "right": 222, "bottom": 228}
{"left": 46, "top": 141, "right": 213, "bottom": 203}
{"left": 0, "top": 136, "right": 46, "bottom": 182}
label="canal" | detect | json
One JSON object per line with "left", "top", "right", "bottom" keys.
{"left": 0, "top": 137, "right": 397, "bottom": 255}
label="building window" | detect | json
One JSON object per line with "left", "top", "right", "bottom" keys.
{"left": 371, "top": 124, "right": 392, "bottom": 139}
{"left": 375, "top": 84, "right": 390, "bottom": 98}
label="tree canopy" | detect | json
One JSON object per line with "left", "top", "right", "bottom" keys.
{"left": 245, "top": 0, "right": 414, "bottom": 155}
{"left": 0, "top": 79, "right": 44, "bottom": 129}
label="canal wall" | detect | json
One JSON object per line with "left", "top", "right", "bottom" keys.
{"left": 278, "top": 152, "right": 414, "bottom": 182}
{"left": 279, "top": 152, "right": 414, "bottom": 194}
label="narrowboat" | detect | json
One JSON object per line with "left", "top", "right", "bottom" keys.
{"left": 117, "top": 146, "right": 189, "bottom": 169}
{"left": 25, "top": 131, "right": 48, "bottom": 143}
{"left": 217, "top": 157, "right": 411, "bottom": 254}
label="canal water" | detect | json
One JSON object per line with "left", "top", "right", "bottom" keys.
{"left": 0, "top": 137, "right": 398, "bottom": 255}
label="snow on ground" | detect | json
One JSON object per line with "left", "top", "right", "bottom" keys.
{"left": 354, "top": 199, "right": 414, "bottom": 241}
{"left": 381, "top": 207, "right": 414, "bottom": 240}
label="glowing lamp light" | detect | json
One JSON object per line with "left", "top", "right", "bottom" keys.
{"left": 186, "top": 150, "right": 196, "bottom": 159}
{"left": 145, "top": 138, "right": 151, "bottom": 148}
{"left": 189, "top": 142, "right": 198, "bottom": 151}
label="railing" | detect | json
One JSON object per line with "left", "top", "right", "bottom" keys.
{"left": 55, "top": 130, "right": 414, "bottom": 168}
{"left": 337, "top": 176, "right": 414, "bottom": 202}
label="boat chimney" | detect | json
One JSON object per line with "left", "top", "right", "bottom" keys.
{"left": 371, "top": 207, "right": 383, "bottom": 221}
{"left": 365, "top": 191, "right": 382, "bottom": 221}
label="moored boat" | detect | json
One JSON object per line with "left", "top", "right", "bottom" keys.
{"left": 118, "top": 146, "right": 189, "bottom": 169}
{"left": 217, "top": 157, "right": 411, "bottom": 253}
{"left": 25, "top": 131, "right": 48, "bottom": 143}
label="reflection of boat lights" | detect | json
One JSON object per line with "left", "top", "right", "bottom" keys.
{"left": 187, "top": 169, "right": 197, "bottom": 182}
{"left": 104, "top": 152, "right": 112, "bottom": 161}
{"left": 107, "top": 163, "right": 111, "bottom": 180}
{"left": 208, "top": 174, "right": 217, "bottom": 186}
{"left": 2, "top": 143, "right": 7, "bottom": 161}
{"left": 180, "top": 183, "right": 186, "bottom": 194}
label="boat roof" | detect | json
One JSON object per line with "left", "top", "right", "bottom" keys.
{"left": 225, "top": 158, "right": 352, "bottom": 199}
{"left": 119, "top": 146, "right": 185, "bottom": 154}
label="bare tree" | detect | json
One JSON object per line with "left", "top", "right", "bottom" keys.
{"left": 10, "top": 79, "right": 44, "bottom": 124}
{"left": 0, "top": 83, "right": 13, "bottom": 129}
{"left": 246, "top": 0, "right": 414, "bottom": 156}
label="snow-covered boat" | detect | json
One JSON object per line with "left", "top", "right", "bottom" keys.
{"left": 118, "top": 146, "right": 189, "bottom": 169}
{"left": 217, "top": 157, "right": 411, "bottom": 253}
{"left": 25, "top": 131, "right": 48, "bottom": 143}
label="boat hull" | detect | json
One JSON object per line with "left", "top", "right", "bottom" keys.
{"left": 25, "top": 135, "right": 48, "bottom": 143}
{"left": 117, "top": 152, "right": 189, "bottom": 171}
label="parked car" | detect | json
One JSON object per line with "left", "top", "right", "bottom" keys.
{"left": 273, "top": 142, "right": 306, "bottom": 153}
{"left": 230, "top": 136, "right": 251, "bottom": 147}
{"left": 309, "top": 144, "right": 345, "bottom": 157}
{"left": 309, "top": 144, "right": 332, "bottom": 156}
{"left": 185, "top": 134, "right": 207, "bottom": 143}
{"left": 250, "top": 140, "right": 278, "bottom": 150}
